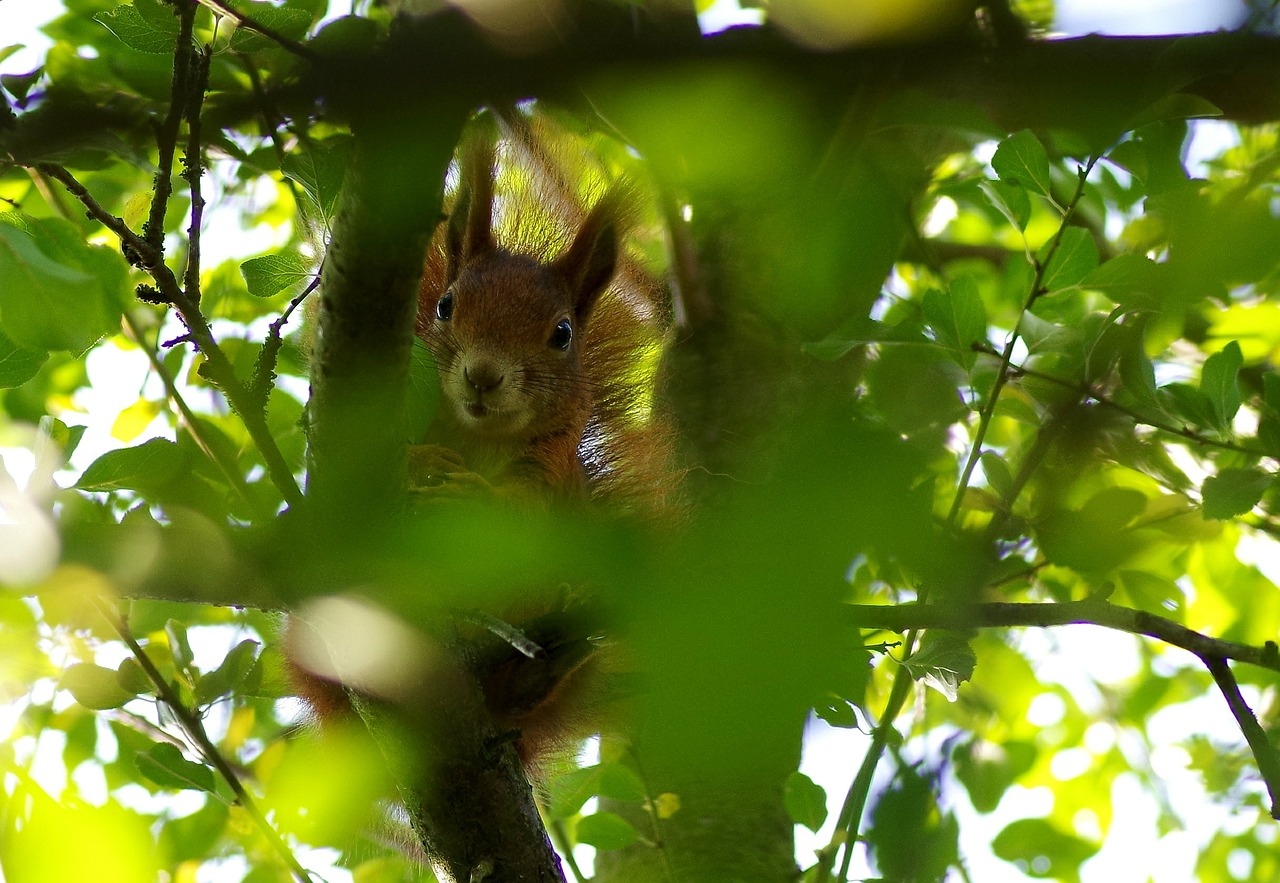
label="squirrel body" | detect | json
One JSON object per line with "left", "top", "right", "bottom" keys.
{"left": 292, "top": 114, "right": 676, "bottom": 778}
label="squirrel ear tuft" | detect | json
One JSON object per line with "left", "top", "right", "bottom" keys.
{"left": 447, "top": 135, "right": 497, "bottom": 276}
{"left": 555, "top": 193, "right": 620, "bottom": 325}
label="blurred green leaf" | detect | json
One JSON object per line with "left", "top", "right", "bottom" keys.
{"left": 136, "top": 743, "right": 216, "bottom": 793}
{"left": 575, "top": 812, "right": 640, "bottom": 851}
{"left": 992, "top": 818, "right": 1099, "bottom": 881}
{"left": 194, "top": 639, "right": 259, "bottom": 705}
{"left": 0, "top": 329, "right": 48, "bottom": 388}
{"left": 63, "top": 663, "right": 137, "bottom": 709}
{"left": 1200, "top": 340, "right": 1242, "bottom": 433}
{"left": 0, "top": 217, "right": 129, "bottom": 353}
{"left": 784, "top": 771, "right": 828, "bottom": 832}
{"left": 954, "top": 739, "right": 1037, "bottom": 813}
{"left": 1202, "top": 468, "right": 1272, "bottom": 520}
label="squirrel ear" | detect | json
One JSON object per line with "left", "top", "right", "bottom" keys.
{"left": 447, "top": 137, "right": 497, "bottom": 276}
{"left": 555, "top": 195, "right": 619, "bottom": 324}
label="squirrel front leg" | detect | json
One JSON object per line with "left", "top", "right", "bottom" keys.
{"left": 406, "top": 442, "right": 571, "bottom": 506}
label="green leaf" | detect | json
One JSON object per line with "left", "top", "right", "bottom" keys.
{"left": 1263, "top": 372, "right": 1280, "bottom": 414}
{"left": 281, "top": 137, "right": 351, "bottom": 227}
{"left": 0, "top": 217, "right": 130, "bottom": 353}
{"left": 1037, "top": 487, "right": 1149, "bottom": 573}
{"left": 195, "top": 640, "right": 260, "bottom": 705}
{"left": 1080, "top": 253, "right": 1165, "bottom": 305}
{"left": 903, "top": 634, "right": 976, "bottom": 702}
{"left": 63, "top": 663, "right": 137, "bottom": 710}
{"left": 0, "top": 328, "right": 48, "bottom": 388}
{"left": 596, "top": 763, "right": 646, "bottom": 803}
{"left": 240, "top": 252, "right": 312, "bottom": 299}
{"left": 814, "top": 694, "right": 859, "bottom": 729}
{"left": 784, "top": 771, "right": 828, "bottom": 832}
{"left": 76, "top": 438, "right": 187, "bottom": 493}
{"left": 228, "top": 3, "right": 312, "bottom": 52}
{"left": 954, "top": 739, "right": 1037, "bottom": 814}
{"left": 980, "top": 450, "right": 1014, "bottom": 499}
{"left": 575, "top": 812, "right": 639, "bottom": 851}
{"left": 546, "top": 765, "right": 603, "bottom": 820}
{"left": 922, "top": 278, "right": 987, "bottom": 368}
{"left": 992, "top": 818, "right": 1099, "bottom": 879}
{"left": 1039, "top": 227, "right": 1099, "bottom": 294}
{"left": 1200, "top": 340, "right": 1243, "bottom": 432}
{"left": 979, "top": 178, "right": 1031, "bottom": 230}
{"left": 94, "top": 0, "right": 180, "bottom": 54}
{"left": 1127, "top": 93, "right": 1222, "bottom": 130}
{"left": 136, "top": 743, "right": 216, "bottom": 793}
{"left": 116, "top": 658, "right": 153, "bottom": 695}
{"left": 991, "top": 130, "right": 1053, "bottom": 198}
{"left": 166, "top": 619, "right": 194, "bottom": 672}
{"left": 1202, "top": 468, "right": 1272, "bottom": 520}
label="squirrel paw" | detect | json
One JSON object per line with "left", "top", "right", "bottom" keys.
{"left": 408, "top": 444, "right": 493, "bottom": 503}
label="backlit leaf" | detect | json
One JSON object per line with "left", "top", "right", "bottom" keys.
{"left": 136, "top": 743, "right": 216, "bottom": 793}
{"left": 992, "top": 130, "right": 1053, "bottom": 198}
{"left": 784, "top": 771, "right": 828, "bottom": 832}
{"left": 575, "top": 812, "right": 639, "bottom": 851}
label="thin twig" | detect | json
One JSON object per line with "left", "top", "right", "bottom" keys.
{"left": 147, "top": 1, "right": 197, "bottom": 254}
{"left": 92, "top": 596, "right": 314, "bottom": 883}
{"left": 1199, "top": 654, "right": 1280, "bottom": 819}
{"left": 183, "top": 44, "right": 212, "bottom": 302}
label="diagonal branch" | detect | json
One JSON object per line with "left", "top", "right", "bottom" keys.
{"left": 1200, "top": 654, "right": 1280, "bottom": 819}
{"left": 845, "top": 600, "right": 1280, "bottom": 672}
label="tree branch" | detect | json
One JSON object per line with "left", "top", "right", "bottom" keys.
{"left": 845, "top": 600, "right": 1280, "bottom": 673}
{"left": 1200, "top": 653, "right": 1280, "bottom": 819}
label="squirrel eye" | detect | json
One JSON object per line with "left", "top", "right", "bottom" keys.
{"left": 436, "top": 290, "right": 455, "bottom": 322}
{"left": 549, "top": 319, "right": 573, "bottom": 351}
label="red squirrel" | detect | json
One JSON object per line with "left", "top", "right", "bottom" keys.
{"left": 291, "top": 115, "right": 677, "bottom": 776}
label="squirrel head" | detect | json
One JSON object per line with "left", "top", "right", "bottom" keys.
{"left": 420, "top": 143, "right": 620, "bottom": 442}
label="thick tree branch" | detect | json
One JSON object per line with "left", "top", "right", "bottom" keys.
{"left": 846, "top": 600, "right": 1280, "bottom": 673}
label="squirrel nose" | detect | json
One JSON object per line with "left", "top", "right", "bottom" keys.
{"left": 464, "top": 364, "right": 504, "bottom": 394}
